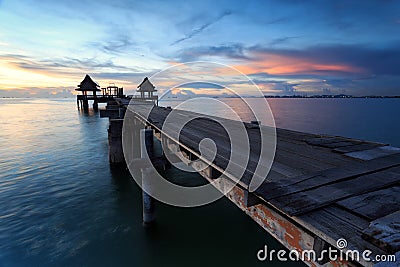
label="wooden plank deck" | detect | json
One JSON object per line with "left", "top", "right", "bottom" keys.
{"left": 362, "top": 211, "right": 400, "bottom": 253}
{"left": 118, "top": 99, "right": 399, "bottom": 266}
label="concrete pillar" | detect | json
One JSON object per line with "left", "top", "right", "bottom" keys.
{"left": 141, "top": 129, "right": 156, "bottom": 227}
{"left": 108, "top": 119, "right": 125, "bottom": 165}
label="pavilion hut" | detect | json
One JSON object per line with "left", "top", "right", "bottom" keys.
{"left": 136, "top": 77, "right": 158, "bottom": 105}
{"left": 76, "top": 74, "right": 101, "bottom": 110}
{"left": 76, "top": 74, "right": 100, "bottom": 96}
{"left": 137, "top": 77, "right": 156, "bottom": 98}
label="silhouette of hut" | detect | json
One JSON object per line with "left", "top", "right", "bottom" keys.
{"left": 76, "top": 74, "right": 101, "bottom": 96}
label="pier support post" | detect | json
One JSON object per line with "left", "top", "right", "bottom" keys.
{"left": 108, "top": 119, "right": 125, "bottom": 165}
{"left": 82, "top": 99, "right": 89, "bottom": 111}
{"left": 93, "top": 100, "right": 98, "bottom": 111}
{"left": 141, "top": 129, "right": 156, "bottom": 227}
{"left": 119, "top": 106, "right": 126, "bottom": 119}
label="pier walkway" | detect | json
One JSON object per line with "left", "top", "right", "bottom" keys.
{"left": 102, "top": 98, "right": 400, "bottom": 267}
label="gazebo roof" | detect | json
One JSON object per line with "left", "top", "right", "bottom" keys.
{"left": 137, "top": 77, "right": 157, "bottom": 92}
{"left": 76, "top": 74, "right": 101, "bottom": 91}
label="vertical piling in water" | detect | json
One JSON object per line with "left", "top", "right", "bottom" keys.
{"left": 93, "top": 100, "right": 98, "bottom": 111}
{"left": 119, "top": 106, "right": 126, "bottom": 119}
{"left": 108, "top": 119, "right": 124, "bottom": 165}
{"left": 140, "top": 129, "right": 156, "bottom": 227}
{"left": 82, "top": 99, "right": 89, "bottom": 111}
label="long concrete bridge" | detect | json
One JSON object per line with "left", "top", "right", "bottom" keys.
{"left": 99, "top": 97, "right": 399, "bottom": 267}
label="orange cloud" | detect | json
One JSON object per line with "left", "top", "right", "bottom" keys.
{"left": 0, "top": 55, "right": 141, "bottom": 92}
{"left": 232, "top": 52, "right": 364, "bottom": 75}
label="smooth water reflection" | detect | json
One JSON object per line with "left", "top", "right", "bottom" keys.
{"left": 0, "top": 98, "right": 300, "bottom": 267}
{"left": 2, "top": 97, "right": 399, "bottom": 267}
{"left": 161, "top": 98, "right": 400, "bottom": 146}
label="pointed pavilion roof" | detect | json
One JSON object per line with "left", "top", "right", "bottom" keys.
{"left": 137, "top": 77, "right": 157, "bottom": 92}
{"left": 76, "top": 74, "right": 101, "bottom": 91}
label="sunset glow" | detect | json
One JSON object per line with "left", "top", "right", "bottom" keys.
{"left": 1, "top": 0, "right": 400, "bottom": 96}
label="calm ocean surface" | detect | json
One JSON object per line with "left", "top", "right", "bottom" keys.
{"left": 1, "top": 98, "right": 399, "bottom": 267}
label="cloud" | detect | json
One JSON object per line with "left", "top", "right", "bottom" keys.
{"left": 1, "top": 54, "right": 136, "bottom": 76}
{"left": 250, "top": 44, "right": 400, "bottom": 76}
{"left": 176, "top": 42, "right": 400, "bottom": 77}
{"left": 170, "top": 43, "right": 400, "bottom": 95}
{"left": 264, "top": 17, "right": 289, "bottom": 25}
{"left": 176, "top": 43, "right": 249, "bottom": 61}
{"left": 0, "top": 87, "right": 75, "bottom": 98}
{"left": 171, "top": 10, "right": 232, "bottom": 45}
{"left": 58, "top": 57, "right": 132, "bottom": 70}
{"left": 2, "top": 0, "right": 400, "bottom": 97}
{"left": 176, "top": 82, "right": 224, "bottom": 89}
{"left": 269, "top": 36, "right": 300, "bottom": 46}
{"left": 0, "top": 53, "right": 152, "bottom": 95}
{"left": 250, "top": 79, "right": 300, "bottom": 95}
{"left": 89, "top": 35, "right": 136, "bottom": 55}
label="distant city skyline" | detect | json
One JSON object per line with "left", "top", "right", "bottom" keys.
{"left": 1, "top": 0, "right": 400, "bottom": 97}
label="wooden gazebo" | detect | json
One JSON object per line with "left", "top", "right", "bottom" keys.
{"left": 76, "top": 74, "right": 101, "bottom": 96}
{"left": 137, "top": 77, "right": 156, "bottom": 97}
{"left": 135, "top": 77, "right": 158, "bottom": 105}
{"left": 75, "top": 75, "right": 125, "bottom": 111}
{"left": 75, "top": 74, "right": 101, "bottom": 110}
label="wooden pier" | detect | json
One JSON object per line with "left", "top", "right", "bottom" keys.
{"left": 75, "top": 75, "right": 125, "bottom": 110}
{"left": 76, "top": 75, "right": 158, "bottom": 110}
{"left": 99, "top": 96, "right": 399, "bottom": 267}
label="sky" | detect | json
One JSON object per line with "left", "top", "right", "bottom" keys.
{"left": 1, "top": 0, "right": 400, "bottom": 97}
